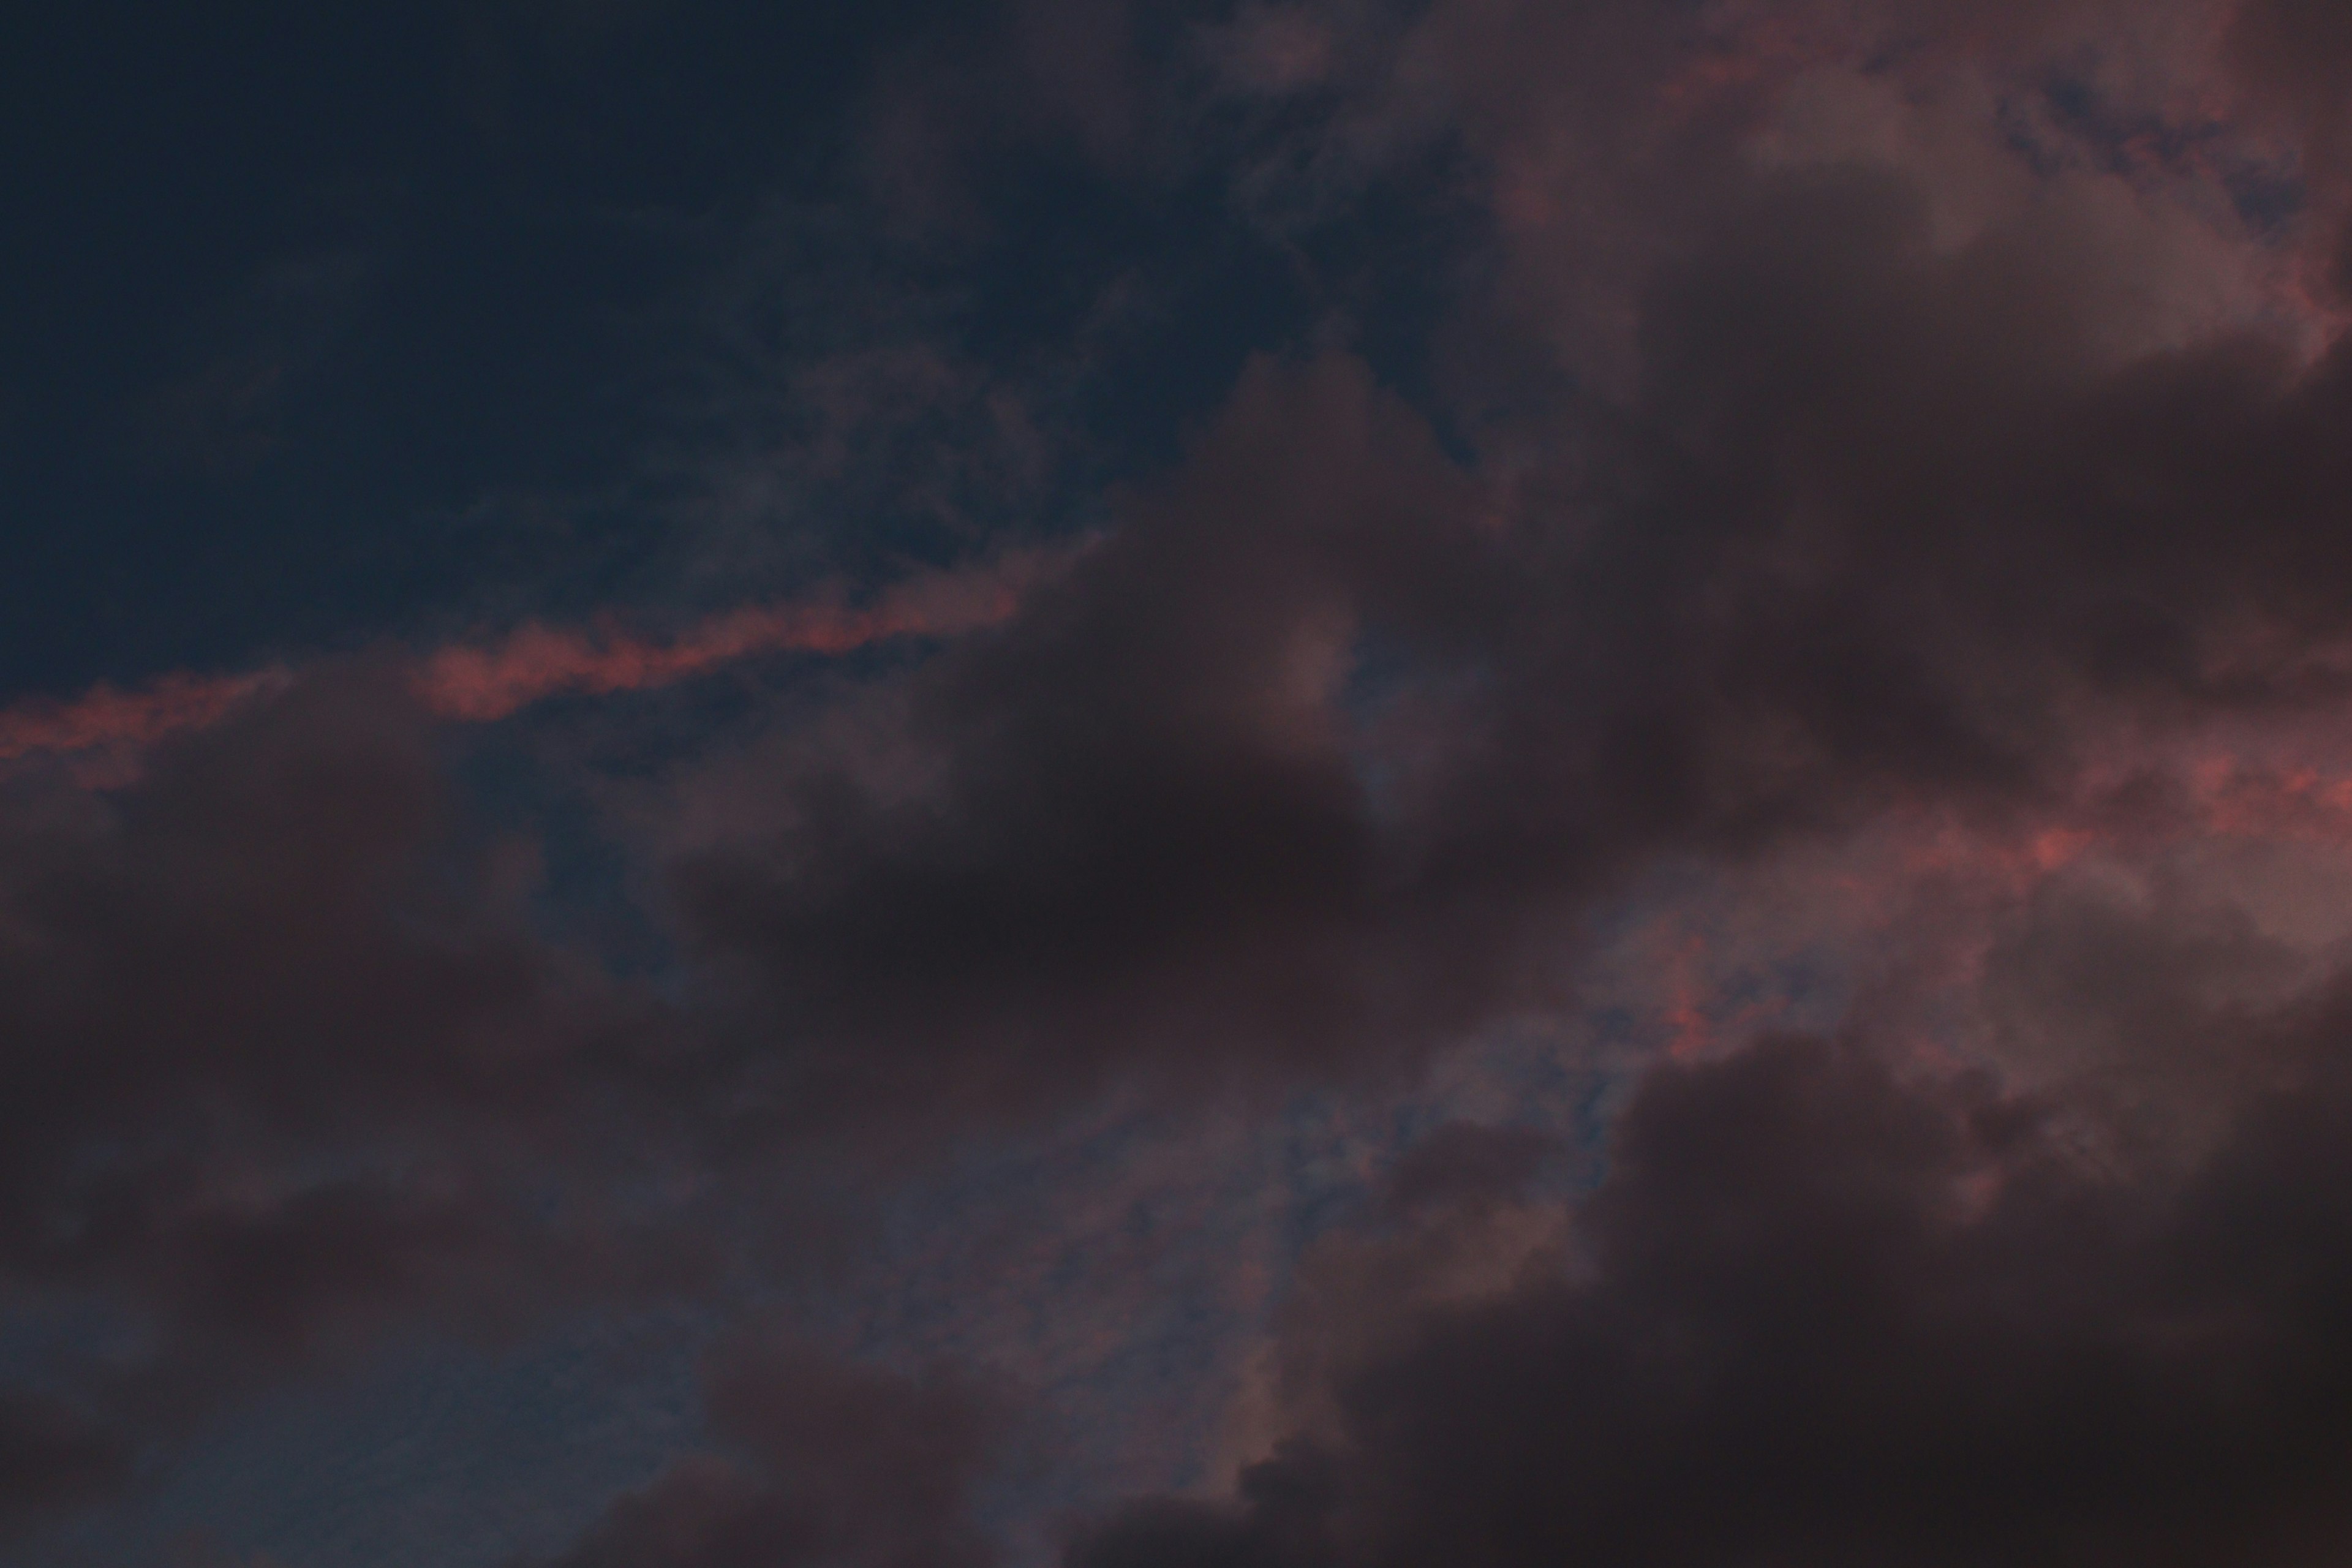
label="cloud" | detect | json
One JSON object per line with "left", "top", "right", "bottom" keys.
{"left": 1074, "top": 1006, "right": 2352, "bottom": 1568}
{"left": 417, "top": 552, "right": 1053, "bottom": 723}
{"left": 0, "top": 667, "right": 695, "bottom": 1529}
{"left": 0, "top": 669, "right": 293, "bottom": 765}
{"left": 662, "top": 113, "right": 2352, "bottom": 1126}
{"left": 0, "top": 1393, "right": 129, "bottom": 1536}
{"left": 1376, "top": 1122, "right": 1556, "bottom": 1220}
{"left": 535, "top": 1330, "right": 1005, "bottom": 1568}
{"left": 0, "top": 553, "right": 1048, "bottom": 771}
{"left": 667, "top": 353, "right": 1511, "bottom": 1120}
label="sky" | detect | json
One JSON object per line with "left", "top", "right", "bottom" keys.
{"left": 8, "top": 1, "right": 2352, "bottom": 1564}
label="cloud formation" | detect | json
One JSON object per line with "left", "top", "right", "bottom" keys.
{"left": 538, "top": 1331, "right": 1004, "bottom": 1568}
{"left": 17, "top": 0, "right": 2352, "bottom": 1561}
{"left": 0, "top": 669, "right": 698, "bottom": 1528}
{"left": 1077, "top": 1010, "right": 2352, "bottom": 1568}
{"left": 0, "top": 553, "right": 1047, "bottom": 770}
{"left": 663, "top": 74, "right": 2352, "bottom": 1119}
{"left": 419, "top": 552, "right": 1051, "bottom": 724}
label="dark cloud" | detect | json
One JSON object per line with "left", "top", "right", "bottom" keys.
{"left": 1377, "top": 1122, "right": 1555, "bottom": 1219}
{"left": 2228, "top": 0, "right": 2352, "bottom": 143}
{"left": 0, "top": 1394, "right": 128, "bottom": 1536}
{"left": 669, "top": 123, "right": 2352, "bottom": 1128}
{"left": 671, "top": 353, "right": 1512, "bottom": 1119}
{"left": 2223, "top": 0, "right": 2352, "bottom": 292}
{"left": 537, "top": 1330, "right": 1005, "bottom": 1568}
{"left": 0, "top": 668, "right": 690, "bottom": 1528}
{"left": 1076, "top": 1006, "right": 2352, "bottom": 1568}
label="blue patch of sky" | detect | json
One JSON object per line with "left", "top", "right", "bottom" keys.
{"left": 0, "top": 4, "right": 1087, "bottom": 695}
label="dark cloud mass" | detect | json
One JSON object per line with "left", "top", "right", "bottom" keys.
{"left": 672, "top": 355, "right": 1510, "bottom": 1109}
{"left": 10, "top": 0, "right": 2352, "bottom": 1563}
{"left": 0, "top": 1395, "right": 126, "bottom": 1533}
{"left": 1077, "top": 1022, "right": 2352, "bottom": 1568}
{"left": 670, "top": 159, "right": 2352, "bottom": 1112}
{"left": 539, "top": 1330, "right": 1004, "bottom": 1568}
{"left": 0, "top": 671, "right": 688, "bottom": 1502}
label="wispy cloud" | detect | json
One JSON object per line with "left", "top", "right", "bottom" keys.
{"left": 0, "top": 553, "right": 1057, "bottom": 770}
{"left": 0, "top": 669, "right": 296, "bottom": 764}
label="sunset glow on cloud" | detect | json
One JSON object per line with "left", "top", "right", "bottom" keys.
{"left": 0, "top": 556, "right": 1047, "bottom": 767}
{"left": 0, "top": 668, "right": 293, "bottom": 763}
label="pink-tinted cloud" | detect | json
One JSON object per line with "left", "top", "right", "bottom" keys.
{"left": 415, "top": 555, "right": 1046, "bottom": 723}
{"left": 0, "top": 668, "right": 293, "bottom": 764}
{"left": 0, "top": 555, "right": 1051, "bottom": 769}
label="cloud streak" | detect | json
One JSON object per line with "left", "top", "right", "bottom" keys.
{"left": 0, "top": 552, "right": 1050, "bottom": 769}
{"left": 0, "top": 668, "right": 293, "bottom": 764}
{"left": 419, "top": 553, "right": 1050, "bottom": 723}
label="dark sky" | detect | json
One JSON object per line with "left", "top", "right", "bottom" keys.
{"left": 9, "top": 2, "right": 2352, "bottom": 1565}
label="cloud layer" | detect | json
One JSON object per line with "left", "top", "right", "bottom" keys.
{"left": 13, "top": 0, "right": 2352, "bottom": 1562}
